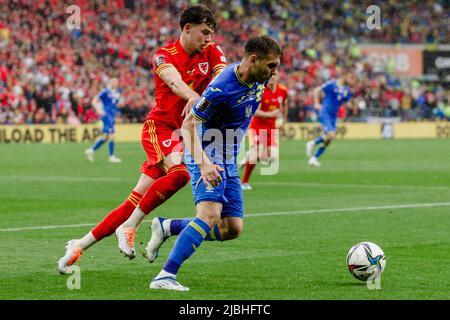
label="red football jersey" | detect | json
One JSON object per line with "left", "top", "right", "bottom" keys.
{"left": 147, "top": 39, "right": 227, "bottom": 129}
{"left": 250, "top": 83, "right": 288, "bottom": 129}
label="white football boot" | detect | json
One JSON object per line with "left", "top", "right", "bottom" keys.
{"left": 308, "top": 156, "right": 321, "bottom": 167}
{"left": 150, "top": 276, "right": 189, "bottom": 291}
{"left": 115, "top": 226, "right": 136, "bottom": 259}
{"left": 306, "top": 140, "right": 315, "bottom": 158}
{"left": 145, "top": 217, "right": 168, "bottom": 263}
{"left": 241, "top": 183, "right": 252, "bottom": 191}
{"left": 58, "top": 240, "right": 83, "bottom": 274}
{"left": 85, "top": 148, "right": 94, "bottom": 162}
{"left": 108, "top": 155, "right": 122, "bottom": 163}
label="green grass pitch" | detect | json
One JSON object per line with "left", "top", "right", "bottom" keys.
{"left": 0, "top": 139, "right": 449, "bottom": 300}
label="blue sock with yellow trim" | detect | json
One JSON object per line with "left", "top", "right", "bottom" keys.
{"left": 168, "top": 218, "right": 221, "bottom": 241}
{"left": 163, "top": 217, "right": 211, "bottom": 275}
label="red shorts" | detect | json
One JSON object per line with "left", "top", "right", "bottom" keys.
{"left": 248, "top": 127, "right": 278, "bottom": 148}
{"left": 140, "top": 119, "right": 184, "bottom": 179}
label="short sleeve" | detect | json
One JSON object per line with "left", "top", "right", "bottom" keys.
{"left": 152, "top": 51, "right": 175, "bottom": 77}
{"left": 98, "top": 89, "right": 108, "bottom": 101}
{"left": 208, "top": 43, "right": 227, "bottom": 78}
{"left": 320, "top": 80, "right": 334, "bottom": 94}
{"left": 191, "top": 85, "right": 226, "bottom": 122}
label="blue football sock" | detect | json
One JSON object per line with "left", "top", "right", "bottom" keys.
{"left": 315, "top": 145, "right": 326, "bottom": 158}
{"left": 314, "top": 136, "right": 325, "bottom": 145}
{"left": 169, "top": 218, "right": 192, "bottom": 235}
{"left": 163, "top": 218, "right": 211, "bottom": 275}
{"left": 108, "top": 141, "right": 114, "bottom": 156}
{"left": 169, "top": 218, "right": 221, "bottom": 241}
{"left": 92, "top": 138, "right": 105, "bottom": 151}
{"left": 205, "top": 224, "right": 222, "bottom": 241}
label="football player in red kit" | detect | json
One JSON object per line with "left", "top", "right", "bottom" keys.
{"left": 241, "top": 73, "right": 287, "bottom": 190}
{"left": 58, "top": 5, "right": 227, "bottom": 273}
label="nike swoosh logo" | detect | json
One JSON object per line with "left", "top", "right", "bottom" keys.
{"left": 238, "top": 96, "right": 245, "bottom": 103}
{"left": 210, "top": 88, "right": 222, "bottom": 92}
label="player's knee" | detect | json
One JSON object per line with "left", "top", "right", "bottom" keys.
{"left": 223, "top": 219, "right": 243, "bottom": 240}
{"left": 328, "top": 132, "right": 336, "bottom": 140}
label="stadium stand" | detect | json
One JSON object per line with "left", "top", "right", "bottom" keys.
{"left": 0, "top": 0, "right": 449, "bottom": 124}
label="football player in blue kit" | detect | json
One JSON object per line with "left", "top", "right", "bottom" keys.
{"left": 85, "top": 77, "right": 123, "bottom": 163}
{"left": 148, "top": 36, "right": 282, "bottom": 291}
{"left": 306, "top": 67, "right": 356, "bottom": 167}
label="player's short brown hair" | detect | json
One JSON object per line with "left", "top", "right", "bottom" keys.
{"left": 180, "top": 5, "right": 216, "bottom": 30}
{"left": 244, "top": 36, "right": 282, "bottom": 59}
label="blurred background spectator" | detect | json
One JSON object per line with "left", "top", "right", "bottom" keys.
{"left": 0, "top": 0, "right": 449, "bottom": 124}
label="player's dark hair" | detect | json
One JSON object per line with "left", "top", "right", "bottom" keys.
{"left": 180, "top": 5, "right": 216, "bottom": 30}
{"left": 244, "top": 36, "right": 282, "bottom": 59}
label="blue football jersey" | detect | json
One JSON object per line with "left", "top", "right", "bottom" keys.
{"left": 98, "top": 87, "right": 121, "bottom": 117}
{"left": 320, "top": 80, "right": 351, "bottom": 118}
{"left": 187, "top": 63, "right": 266, "bottom": 177}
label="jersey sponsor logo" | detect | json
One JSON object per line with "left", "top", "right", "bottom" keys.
{"left": 154, "top": 55, "right": 166, "bottom": 67}
{"left": 162, "top": 139, "right": 172, "bottom": 148}
{"left": 196, "top": 97, "right": 210, "bottom": 112}
{"left": 198, "top": 62, "right": 209, "bottom": 75}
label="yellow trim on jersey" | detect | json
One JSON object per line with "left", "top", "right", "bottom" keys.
{"left": 161, "top": 47, "right": 178, "bottom": 53}
{"left": 234, "top": 65, "right": 253, "bottom": 88}
{"left": 190, "top": 110, "right": 206, "bottom": 122}
{"left": 189, "top": 221, "right": 207, "bottom": 238}
{"left": 155, "top": 63, "right": 175, "bottom": 76}
{"left": 146, "top": 120, "right": 163, "bottom": 163}
{"left": 212, "top": 64, "right": 227, "bottom": 77}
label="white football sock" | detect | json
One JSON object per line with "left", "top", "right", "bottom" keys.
{"left": 77, "top": 232, "right": 97, "bottom": 250}
{"left": 162, "top": 219, "right": 172, "bottom": 236}
{"left": 124, "top": 206, "right": 146, "bottom": 228}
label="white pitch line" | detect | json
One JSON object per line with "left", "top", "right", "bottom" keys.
{"left": 1, "top": 176, "right": 448, "bottom": 191}
{"left": 1, "top": 201, "right": 450, "bottom": 232}
{"left": 252, "top": 181, "right": 450, "bottom": 191}
{"left": 0, "top": 176, "right": 122, "bottom": 182}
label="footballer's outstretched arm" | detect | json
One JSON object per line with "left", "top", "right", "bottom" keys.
{"left": 92, "top": 95, "right": 105, "bottom": 116}
{"left": 159, "top": 66, "right": 201, "bottom": 116}
{"left": 313, "top": 85, "right": 323, "bottom": 110}
{"left": 254, "top": 105, "right": 279, "bottom": 118}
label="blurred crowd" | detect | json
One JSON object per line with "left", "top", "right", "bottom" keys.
{"left": 0, "top": 0, "right": 449, "bottom": 125}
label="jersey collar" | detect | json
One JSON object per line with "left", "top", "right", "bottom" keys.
{"left": 175, "top": 38, "right": 193, "bottom": 59}
{"left": 234, "top": 65, "right": 254, "bottom": 88}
